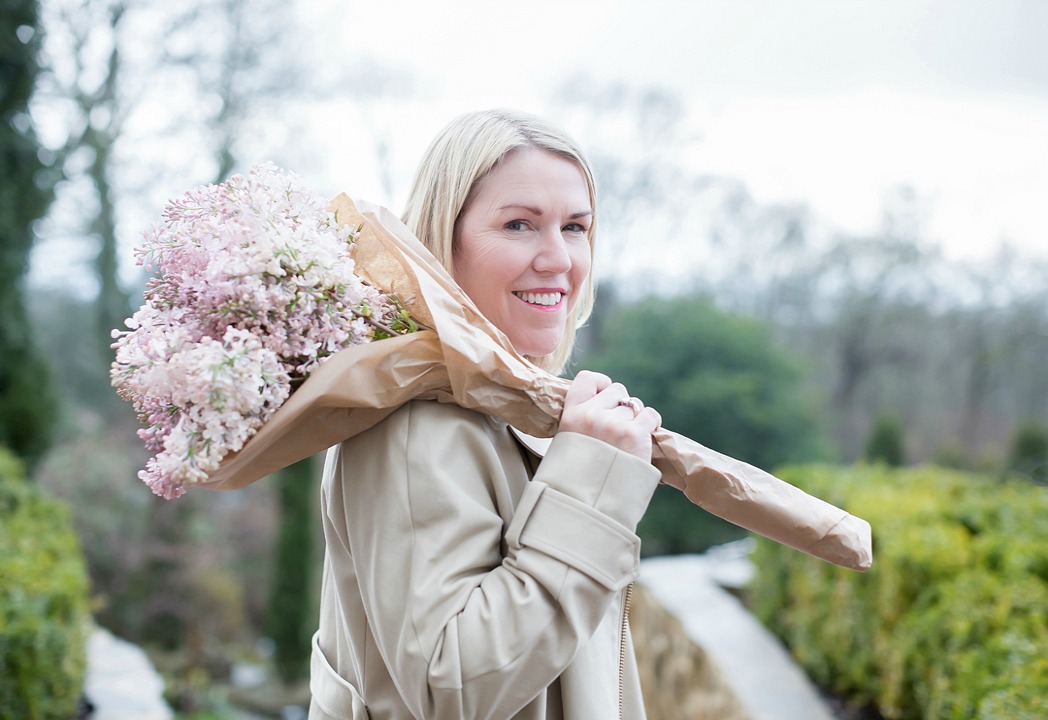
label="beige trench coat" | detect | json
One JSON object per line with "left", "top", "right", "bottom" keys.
{"left": 308, "top": 399, "right": 661, "bottom": 720}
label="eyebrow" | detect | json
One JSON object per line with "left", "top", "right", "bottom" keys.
{"left": 497, "top": 204, "right": 593, "bottom": 219}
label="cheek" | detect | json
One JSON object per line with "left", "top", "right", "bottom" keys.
{"left": 461, "top": 245, "right": 516, "bottom": 284}
{"left": 569, "top": 244, "right": 593, "bottom": 297}
{"left": 454, "top": 240, "right": 523, "bottom": 309}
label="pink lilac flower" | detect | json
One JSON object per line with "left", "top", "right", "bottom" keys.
{"left": 112, "top": 163, "right": 406, "bottom": 498}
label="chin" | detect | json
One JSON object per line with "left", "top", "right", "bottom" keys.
{"left": 509, "top": 325, "right": 566, "bottom": 358}
{"left": 514, "top": 339, "right": 561, "bottom": 359}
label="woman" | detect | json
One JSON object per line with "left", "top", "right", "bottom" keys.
{"left": 309, "top": 110, "right": 663, "bottom": 720}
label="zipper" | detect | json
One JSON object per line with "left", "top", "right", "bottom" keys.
{"left": 618, "top": 581, "right": 634, "bottom": 720}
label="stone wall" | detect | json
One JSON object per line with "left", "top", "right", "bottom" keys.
{"left": 630, "top": 583, "right": 750, "bottom": 720}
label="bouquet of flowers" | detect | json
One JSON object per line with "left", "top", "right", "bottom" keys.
{"left": 114, "top": 166, "right": 873, "bottom": 572}
{"left": 111, "top": 164, "right": 416, "bottom": 499}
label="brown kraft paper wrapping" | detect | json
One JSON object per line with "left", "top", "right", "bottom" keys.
{"left": 204, "top": 196, "right": 873, "bottom": 572}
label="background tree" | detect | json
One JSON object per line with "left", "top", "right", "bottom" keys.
{"left": 167, "top": 0, "right": 322, "bottom": 684}
{"left": 864, "top": 416, "right": 906, "bottom": 467}
{"left": 34, "top": 0, "right": 304, "bottom": 382}
{"left": 32, "top": 0, "right": 305, "bottom": 675}
{"left": 267, "top": 458, "right": 317, "bottom": 685}
{"left": 14, "top": 50, "right": 1048, "bottom": 713}
{"left": 34, "top": 0, "right": 132, "bottom": 378}
{"left": 158, "top": 0, "right": 310, "bottom": 184}
{"left": 549, "top": 76, "right": 1048, "bottom": 469}
{"left": 577, "top": 292, "right": 828, "bottom": 554}
{"left": 0, "top": 0, "right": 57, "bottom": 469}
{"left": 1006, "top": 421, "right": 1048, "bottom": 485}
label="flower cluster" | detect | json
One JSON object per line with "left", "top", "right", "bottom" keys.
{"left": 112, "top": 163, "right": 414, "bottom": 499}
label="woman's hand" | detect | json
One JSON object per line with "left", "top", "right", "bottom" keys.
{"left": 559, "top": 370, "right": 662, "bottom": 463}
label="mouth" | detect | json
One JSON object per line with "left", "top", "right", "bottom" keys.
{"left": 513, "top": 291, "right": 565, "bottom": 308}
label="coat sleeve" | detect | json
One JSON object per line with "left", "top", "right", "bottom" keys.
{"left": 324, "top": 401, "right": 660, "bottom": 720}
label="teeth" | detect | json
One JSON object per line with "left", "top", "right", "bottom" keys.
{"left": 514, "top": 291, "right": 562, "bottom": 306}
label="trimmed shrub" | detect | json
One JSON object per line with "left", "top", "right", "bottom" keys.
{"left": 0, "top": 449, "right": 91, "bottom": 720}
{"left": 751, "top": 464, "right": 1048, "bottom": 720}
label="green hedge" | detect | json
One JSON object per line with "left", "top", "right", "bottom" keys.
{"left": 751, "top": 464, "right": 1048, "bottom": 720}
{"left": 0, "top": 449, "right": 91, "bottom": 720}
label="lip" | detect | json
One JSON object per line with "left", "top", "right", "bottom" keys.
{"left": 517, "top": 287, "right": 567, "bottom": 294}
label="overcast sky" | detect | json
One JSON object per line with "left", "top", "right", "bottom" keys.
{"left": 27, "top": 0, "right": 1048, "bottom": 296}
{"left": 293, "top": 0, "right": 1048, "bottom": 262}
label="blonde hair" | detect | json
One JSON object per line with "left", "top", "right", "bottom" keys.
{"left": 402, "top": 109, "right": 597, "bottom": 374}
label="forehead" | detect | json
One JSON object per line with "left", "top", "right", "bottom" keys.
{"left": 471, "top": 148, "right": 591, "bottom": 206}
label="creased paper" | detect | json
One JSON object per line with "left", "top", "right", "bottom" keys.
{"left": 204, "top": 196, "right": 872, "bottom": 572}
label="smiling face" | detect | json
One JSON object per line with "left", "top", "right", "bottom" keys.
{"left": 453, "top": 148, "right": 593, "bottom": 358}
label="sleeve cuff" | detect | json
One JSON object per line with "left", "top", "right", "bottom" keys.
{"left": 506, "top": 481, "right": 640, "bottom": 591}
{"left": 534, "top": 432, "right": 661, "bottom": 530}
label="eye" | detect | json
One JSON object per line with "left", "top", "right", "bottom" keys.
{"left": 505, "top": 220, "right": 529, "bottom": 232}
{"left": 563, "top": 222, "right": 588, "bottom": 234}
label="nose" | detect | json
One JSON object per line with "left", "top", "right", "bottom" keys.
{"left": 533, "top": 227, "right": 573, "bottom": 274}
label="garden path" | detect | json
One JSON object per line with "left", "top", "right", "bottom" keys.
{"left": 83, "top": 543, "right": 836, "bottom": 720}
{"left": 640, "top": 544, "right": 837, "bottom": 720}
{"left": 83, "top": 626, "right": 172, "bottom": 720}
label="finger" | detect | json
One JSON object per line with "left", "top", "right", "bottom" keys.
{"left": 589, "top": 382, "right": 632, "bottom": 411}
{"left": 605, "top": 384, "right": 632, "bottom": 405}
{"left": 564, "top": 374, "right": 597, "bottom": 407}
{"left": 565, "top": 371, "right": 613, "bottom": 403}
{"left": 576, "top": 370, "right": 612, "bottom": 392}
{"left": 615, "top": 396, "right": 644, "bottom": 417}
{"left": 563, "top": 373, "right": 617, "bottom": 418}
{"left": 638, "top": 407, "right": 661, "bottom": 431}
{"left": 586, "top": 371, "right": 613, "bottom": 392}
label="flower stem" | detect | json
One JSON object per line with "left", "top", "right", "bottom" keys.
{"left": 349, "top": 307, "right": 402, "bottom": 337}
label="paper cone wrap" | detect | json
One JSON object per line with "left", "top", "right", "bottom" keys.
{"left": 204, "top": 196, "right": 872, "bottom": 572}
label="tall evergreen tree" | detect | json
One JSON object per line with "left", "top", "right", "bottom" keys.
{"left": 1006, "top": 421, "right": 1048, "bottom": 485}
{"left": 267, "top": 457, "right": 317, "bottom": 685}
{"left": 864, "top": 416, "right": 906, "bottom": 467}
{"left": 0, "top": 0, "right": 57, "bottom": 469}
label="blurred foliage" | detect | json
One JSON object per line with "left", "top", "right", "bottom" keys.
{"left": 581, "top": 293, "right": 827, "bottom": 470}
{"left": 267, "top": 457, "right": 317, "bottom": 685}
{"left": 27, "top": 5, "right": 319, "bottom": 705}
{"left": 33, "top": 409, "right": 151, "bottom": 632}
{"left": 578, "top": 292, "right": 829, "bottom": 554}
{"left": 0, "top": 449, "right": 91, "bottom": 720}
{"left": 636, "top": 484, "right": 750, "bottom": 555}
{"left": 35, "top": 406, "right": 276, "bottom": 663}
{"left": 558, "top": 74, "right": 1048, "bottom": 468}
{"left": 864, "top": 416, "right": 906, "bottom": 466}
{"left": 751, "top": 464, "right": 1048, "bottom": 720}
{"left": 14, "top": 42, "right": 1048, "bottom": 712}
{"left": 1005, "top": 420, "right": 1048, "bottom": 485}
{"left": 30, "top": 290, "right": 126, "bottom": 413}
{"left": 0, "top": 0, "right": 57, "bottom": 469}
